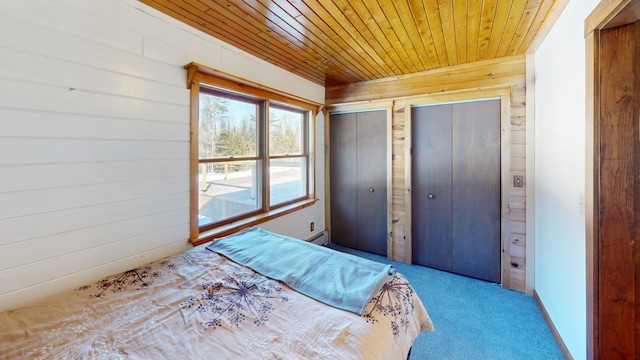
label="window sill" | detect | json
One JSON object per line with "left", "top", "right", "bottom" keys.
{"left": 191, "top": 198, "right": 318, "bottom": 246}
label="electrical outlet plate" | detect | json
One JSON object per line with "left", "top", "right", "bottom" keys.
{"left": 310, "top": 222, "right": 314, "bottom": 231}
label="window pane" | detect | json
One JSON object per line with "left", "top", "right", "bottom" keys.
{"left": 199, "top": 92, "right": 257, "bottom": 159}
{"left": 199, "top": 160, "right": 261, "bottom": 225}
{"left": 270, "top": 157, "right": 306, "bottom": 206}
{"left": 270, "top": 107, "right": 303, "bottom": 155}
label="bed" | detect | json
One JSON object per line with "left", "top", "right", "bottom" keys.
{"left": 0, "top": 227, "right": 433, "bottom": 359}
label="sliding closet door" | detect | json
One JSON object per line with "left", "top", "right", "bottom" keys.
{"left": 330, "top": 110, "right": 387, "bottom": 255}
{"left": 356, "top": 110, "right": 387, "bottom": 255}
{"left": 411, "top": 104, "right": 453, "bottom": 270}
{"left": 451, "top": 100, "right": 501, "bottom": 282}
{"left": 329, "top": 113, "right": 357, "bottom": 249}
{"left": 412, "top": 99, "right": 500, "bottom": 283}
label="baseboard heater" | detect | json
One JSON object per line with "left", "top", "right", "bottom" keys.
{"left": 307, "top": 230, "right": 329, "bottom": 246}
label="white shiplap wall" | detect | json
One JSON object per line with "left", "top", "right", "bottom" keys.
{"left": 0, "top": 0, "right": 325, "bottom": 311}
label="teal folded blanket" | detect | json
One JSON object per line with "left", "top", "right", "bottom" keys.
{"left": 206, "top": 227, "right": 396, "bottom": 315}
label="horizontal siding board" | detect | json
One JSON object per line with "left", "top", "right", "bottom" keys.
{"left": 261, "top": 204, "right": 326, "bottom": 241}
{"left": 511, "top": 144, "right": 526, "bottom": 158}
{"left": 0, "top": 79, "right": 188, "bottom": 124}
{"left": 0, "top": 159, "right": 186, "bottom": 193}
{"left": 511, "top": 220, "right": 526, "bottom": 235}
{"left": 0, "top": 192, "right": 188, "bottom": 246}
{"left": 0, "top": 241, "right": 191, "bottom": 311}
{"left": 0, "top": 48, "right": 189, "bottom": 106}
{"left": 143, "top": 35, "right": 221, "bottom": 70}
{"left": 0, "top": 224, "right": 189, "bottom": 294}
{"left": 0, "top": 176, "right": 188, "bottom": 220}
{"left": 52, "top": 0, "right": 225, "bottom": 55}
{"left": 0, "top": 208, "right": 188, "bottom": 271}
{"left": 0, "top": 109, "right": 189, "bottom": 141}
{"left": 0, "top": 14, "right": 184, "bottom": 86}
{"left": 0, "top": 0, "right": 143, "bottom": 55}
{"left": 0, "top": 138, "right": 187, "bottom": 165}
{"left": 511, "top": 157, "right": 526, "bottom": 171}
{"left": 511, "top": 130, "right": 526, "bottom": 144}
{"left": 510, "top": 243, "right": 526, "bottom": 258}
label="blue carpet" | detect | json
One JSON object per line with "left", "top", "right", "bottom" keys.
{"left": 328, "top": 244, "right": 565, "bottom": 360}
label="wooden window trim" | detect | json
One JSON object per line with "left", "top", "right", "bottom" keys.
{"left": 192, "top": 198, "right": 319, "bottom": 246}
{"left": 185, "top": 62, "right": 320, "bottom": 244}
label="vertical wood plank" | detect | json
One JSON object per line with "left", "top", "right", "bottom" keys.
{"left": 502, "top": 92, "right": 514, "bottom": 290}
{"left": 387, "top": 104, "right": 395, "bottom": 260}
{"left": 402, "top": 103, "right": 411, "bottom": 263}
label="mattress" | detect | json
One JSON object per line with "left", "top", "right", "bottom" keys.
{"left": 0, "top": 235, "right": 433, "bottom": 359}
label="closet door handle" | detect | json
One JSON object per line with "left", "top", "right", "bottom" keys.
{"left": 428, "top": 194, "right": 435, "bottom": 199}
{"left": 369, "top": 187, "right": 375, "bottom": 193}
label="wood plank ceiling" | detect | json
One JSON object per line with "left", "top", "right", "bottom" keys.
{"left": 140, "top": 0, "right": 560, "bottom": 87}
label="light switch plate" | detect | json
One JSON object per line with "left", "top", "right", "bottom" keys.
{"left": 514, "top": 175, "right": 524, "bottom": 188}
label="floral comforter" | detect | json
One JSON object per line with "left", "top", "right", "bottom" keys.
{"left": 0, "top": 245, "right": 433, "bottom": 359}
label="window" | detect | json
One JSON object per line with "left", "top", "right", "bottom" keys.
{"left": 185, "top": 63, "right": 318, "bottom": 244}
{"left": 269, "top": 105, "right": 308, "bottom": 206}
{"left": 198, "top": 89, "right": 261, "bottom": 226}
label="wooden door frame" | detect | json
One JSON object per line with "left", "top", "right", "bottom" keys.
{"left": 403, "top": 88, "right": 512, "bottom": 286}
{"left": 324, "top": 101, "right": 394, "bottom": 257}
{"left": 585, "top": 1, "right": 640, "bottom": 359}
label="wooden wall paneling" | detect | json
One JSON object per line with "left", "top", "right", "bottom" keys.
{"left": 0, "top": 224, "right": 188, "bottom": 294}
{"left": 386, "top": 104, "right": 395, "bottom": 260}
{"left": 0, "top": 15, "right": 184, "bottom": 86}
{"left": 0, "top": 48, "right": 188, "bottom": 106}
{"left": 0, "top": 193, "right": 188, "bottom": 247}
{"left": 0, "top": 79, "right": 188, "bottom": 124}
{"left": 399, "top": 101, "right": 410, "bottom": 263}
{"left": 324, "top": 108, "right": 332, "bottom": 247}
{"left": 0, "top": 159, "right": 185, "bottom": 193}
{"left": 0, "top": 208, "right": 187, "bottom": 271}
{"left": 0, "top": 176, "right": 187, "bottom": 220}
{"left": 0, "top": 110, "right": 188, "bottom": 142}
{"left": 0, "top": 138, "right": 186, "bottom": 165}
{"left": 0, "top": 0, "right": 143, "bottom": 55}
{"left": 325, "top": 55, "right": 525, "bottom": 105}
{"left": 500, "top": 93, "right": 515, "bottom": 290}
{"left": 1, "top": 240, "right": 190, "bottom": 308}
